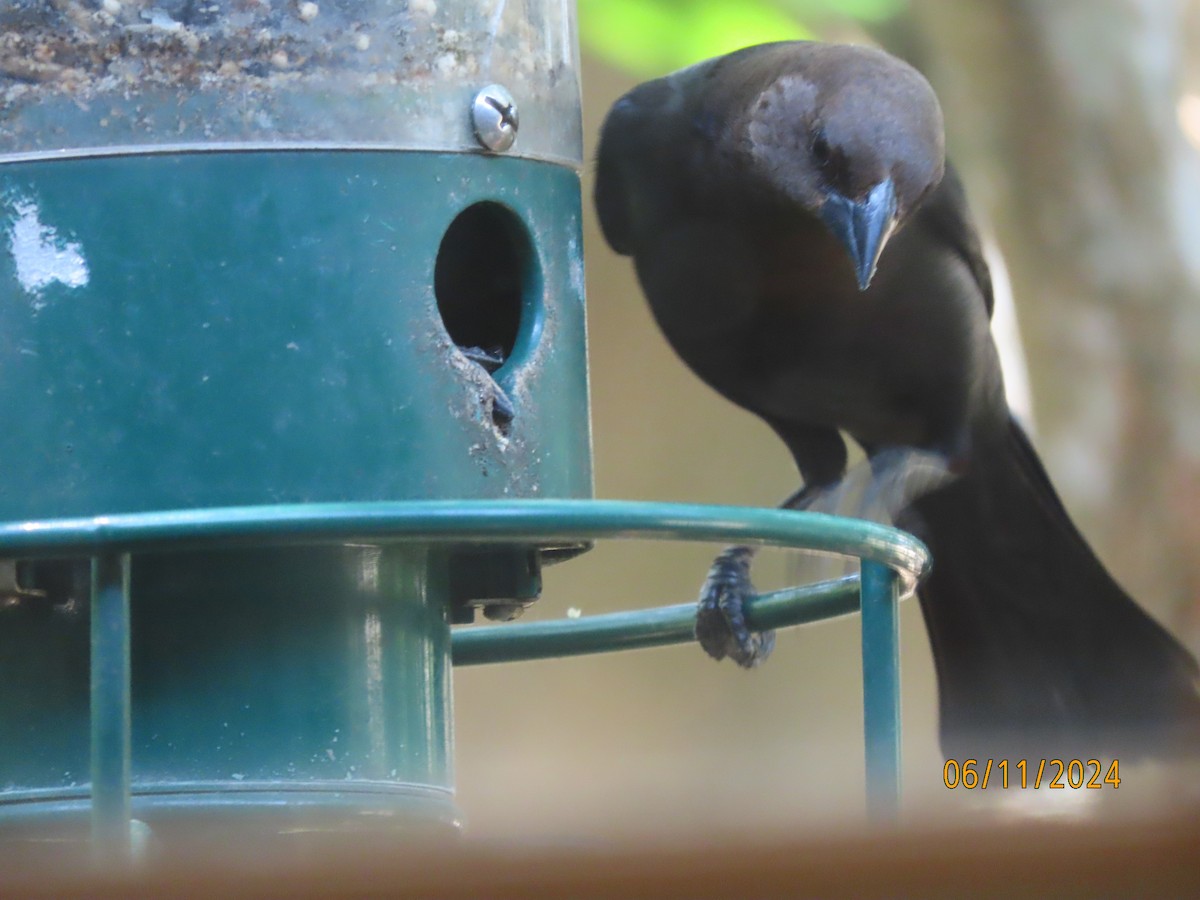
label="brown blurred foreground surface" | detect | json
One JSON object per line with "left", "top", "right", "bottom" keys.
{"left": 3, "top": 813, "right": 1197, "bottom": 898}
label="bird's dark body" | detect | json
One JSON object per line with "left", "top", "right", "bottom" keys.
{"left": 632, "top": 183, "right": 1000, "bottom": 456}
{"left": 595, "top": 41, "right": 1200, "bottom": 758}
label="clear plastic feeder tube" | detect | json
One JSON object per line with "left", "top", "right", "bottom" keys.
{"left": 0, "top": 0, "right": 581, "bottom": 165}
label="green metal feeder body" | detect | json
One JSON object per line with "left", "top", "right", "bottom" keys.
{"left": 0, "top": 0, "right": 591, "bottom": 850}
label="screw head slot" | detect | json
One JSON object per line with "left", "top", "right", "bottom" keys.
{"left": 471, "top": 84, "right": 519, "bottom": 153}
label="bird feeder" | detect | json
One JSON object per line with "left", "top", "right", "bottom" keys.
{"left": 0, "top": 0, "right": 589, "bottom": 855}
{"left": 0, "top": 0, "right": 925, "bottom": 864}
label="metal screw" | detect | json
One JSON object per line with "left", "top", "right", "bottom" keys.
{"left": 471, "top": 84, "right": 519, "bottom": 152}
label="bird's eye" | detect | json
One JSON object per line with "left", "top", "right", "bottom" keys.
{"left": 811, "top": 131, "right": 832, "bottom": 167}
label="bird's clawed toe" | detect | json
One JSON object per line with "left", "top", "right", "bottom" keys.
{"left": 695, "top": 546, "right": 775, "bottom": 668}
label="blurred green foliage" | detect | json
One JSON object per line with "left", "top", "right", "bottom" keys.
{"left": 578, "top": 0, "right": 906, "bottom": 76}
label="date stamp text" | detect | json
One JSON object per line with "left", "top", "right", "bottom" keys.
{"left": 943, "top": 758, "right": 1121, "bottom": 790}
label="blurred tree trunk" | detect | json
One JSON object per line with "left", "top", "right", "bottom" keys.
{"left": 904, "top": 0, "right": 1200, "bottom": 645}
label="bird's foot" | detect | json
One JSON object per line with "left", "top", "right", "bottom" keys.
{"left": 695, "top": 546, "right": 775, "bottom": 667}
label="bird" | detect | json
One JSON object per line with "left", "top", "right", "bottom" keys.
{"left": 593, "top": 40, "right": 1200, "bottom": 760}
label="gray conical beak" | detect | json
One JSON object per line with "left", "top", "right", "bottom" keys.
{"left": 819, "top": 178, "right": 898, "bottom": 291}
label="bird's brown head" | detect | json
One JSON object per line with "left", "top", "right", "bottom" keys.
{"left": 727, "top": 42, "right": 945, "bottom": 290}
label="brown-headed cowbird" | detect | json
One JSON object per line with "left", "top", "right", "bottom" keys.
{"left": 594, "top": 41, "right": 1200, "bottom": 759}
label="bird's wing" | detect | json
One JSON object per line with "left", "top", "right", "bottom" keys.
{"left": 916, "top": 161, "right": 996, "bottom": 319}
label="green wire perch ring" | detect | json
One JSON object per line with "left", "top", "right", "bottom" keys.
{"left": 0, "top": 499, "right": 929, "bottom": 823}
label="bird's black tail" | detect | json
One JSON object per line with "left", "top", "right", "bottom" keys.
{"left": 907, "top": 416, "right": 1200, "bottom": 760}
